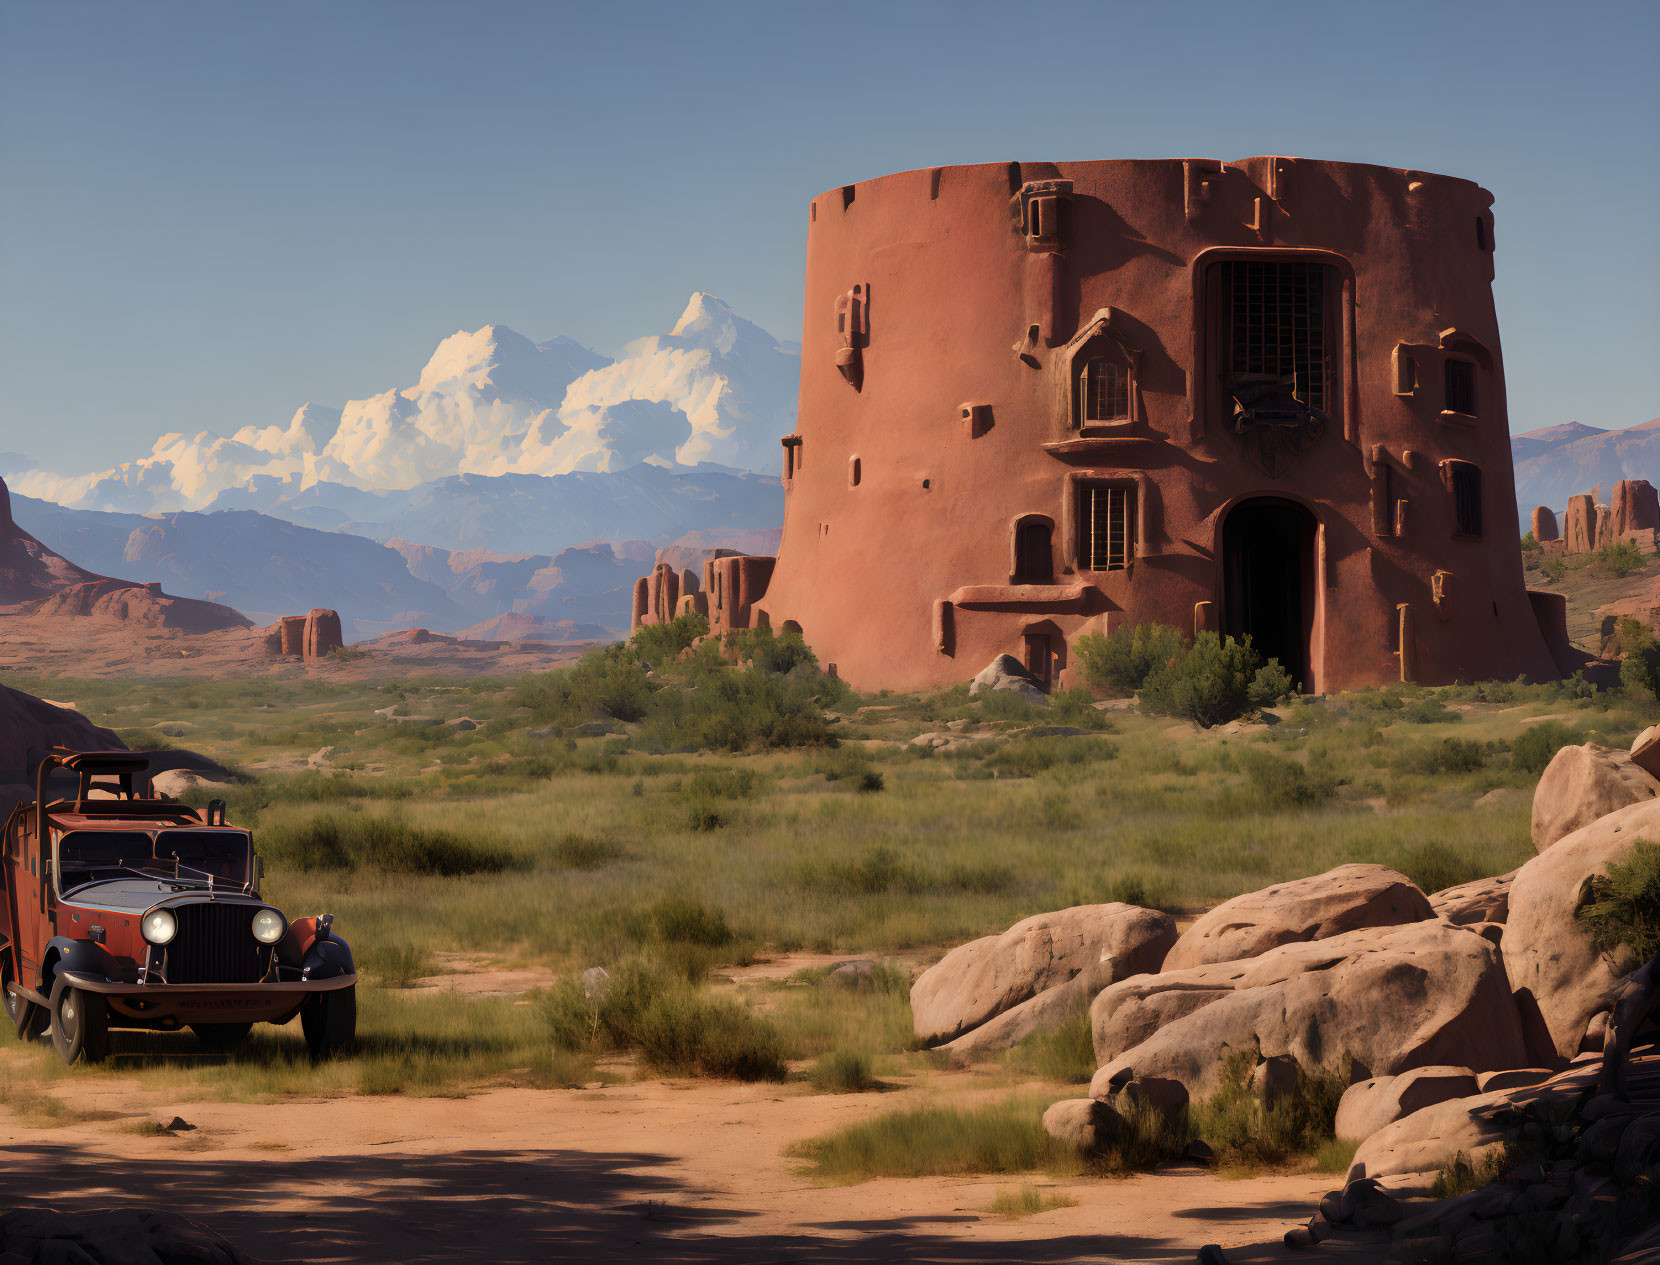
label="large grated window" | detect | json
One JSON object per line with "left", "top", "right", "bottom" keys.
{"left": 1078, "top": 484, "right": 1133, "bottom": 571}
{"left": 1451, "top": 464, "right": 1483, "bottom": 537}
{"left": 1080, "top": 359, "right": 1130, "bottom": 425}
{"left": 1444, "top": 359, "right": 1476, "bottom": 416}
{"left": 1219, "top": 260, "right": 1331, "bottom": 412}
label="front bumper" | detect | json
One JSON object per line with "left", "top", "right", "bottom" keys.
{"left": 13, "top": 972, "right": 357, "bottom": 1025}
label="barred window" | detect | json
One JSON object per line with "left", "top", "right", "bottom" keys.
{"left": 1451, "top": 464, "right": 1482, "bottom": 537}
{"left": 1078, "top": 484, "right": 1133, "bottom": 571}
{"left": 1079, "top": 359, "right": 1130, "bottom": 425}
{"left": 1217, "top": 260, "right": 1332, "bottom": 412}
{"left": 1444, "top": 359, "right": 1476, "bottom": 416}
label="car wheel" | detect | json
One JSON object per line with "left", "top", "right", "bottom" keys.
{"left": 301, "top": 984, "right": 356, "bottom": 1059}
{"left": 191, "top": 1022, "right": 253, "bottom": 1052}
{"left": 3, "top": 955, "right": 47, "bottom": 1042}
{"left": 49, "top": 979, "right": 109, "bottom": 1066}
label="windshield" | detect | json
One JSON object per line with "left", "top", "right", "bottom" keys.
{"left": 157, "top": 830, "right": 250, "bottom": 884}
{"left": 56, "top": 828, "right": 251, "bottom": 886}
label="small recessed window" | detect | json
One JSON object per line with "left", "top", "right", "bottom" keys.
{"left": 1444, "top": 359, "right": 1476, "bottom": 416}
{"left": 1078, "top": 484, "right": 1134, "bottom": 571}
{"left": 849, "top": 456, "right": 861, "bottom": 487}
{"left": 1451, "top": 464, "right": 1483, "bottom": 537}
{"left": 1079, "top": 360, "right": 1130, "bottom": 425}
{"left": 1014, "top": 520, "right": 1053, "bottom": 583}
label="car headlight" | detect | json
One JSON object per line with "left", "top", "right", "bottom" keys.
{"left": 251, "top": 908, "right": 286, "bottom": 944}
{"left": 142, "top": 908, "right": 177, "bottom": 946}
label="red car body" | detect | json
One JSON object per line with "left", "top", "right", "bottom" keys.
{"left": 1, "top": 750, "right": 355, "bottom": 1064}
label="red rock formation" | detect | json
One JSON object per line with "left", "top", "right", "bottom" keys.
{"left": 303, "top": 608, "right": 344, "bottom": 658}
{"left": 1531, "top": 506, "right": 1559, "bottom": 543}
{"left": 1564, "top": 494, "right": 1598, "bottom": 554}
{"left": 278, "top": 615, "right": 307, "bottom": 656}
{"left": 642, "top": 158, "right": 1559, "bottom": 689}
{"left": 1612, "top": 479, "right": 1660, "bottom": 536}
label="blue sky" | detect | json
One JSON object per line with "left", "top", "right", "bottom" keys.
{"left": 1, "top": 0, "right": 1655, "bottom": 474}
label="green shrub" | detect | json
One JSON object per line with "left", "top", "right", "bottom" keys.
{"left": 1191, "top": 1053, "right": 1347, "bottom": 1168}
{"left": 541, "top": 956, "right": 673, "bottom": 1053}
{"left": 984, "top": 735, "right": 1118, "bottom": 778}
{"left": 1431, "top": 1147, "right": 1516, "bottom": 1197}
{"left": 1074, "top": 623, "right": 1184, "bottom": 695}
{"left": 1621, "top": 652, "right": 1660, "bottom": 703}
{"left": 1139, "top": 632, "right": 1293, "bottom": 728}
{"left": 728, "top": 626, "right": 819, "bottom": 676}
{"left": 549, "top": 834, "right": 627, "bottom": 869}
{"left": 1520, "top": 531, "right": 1539, "bottom": 553}
{"left": 634, "top": 991, "right": 787, "bottom": 1081}
{"left": 1396, "top": 841, "right": 1485, "bottom": 895}
{"left": 797, "top": 845, "right": 1016, "bottom": 897}
{"left": 1402, "top": 698, "right": 1461, "bottom": 724}
{"left": 649, "top": 896, "right": 734, "bottom": 947}
{"left": 1576, "top": 839, "right": 1660, "bottom": 963}
{"left": 985, "top": 1184, "right": 1077, "bottom": 1217}
{"left": 257, "top": 810, "right": 513, "bottom": 875}
{"left": 1003, "top": 1002, "right": 1096, "bottom": 1083}
{"left": 810, "top": 1048, "right": 878, "bottom": 1093}
{"left": 789, "top": 1096, "right": 1063, "bottom": 1181}
{"left": 631, "top": 612, "right": 709, "bottom": 664}
{"left": 1396, "top": 737, "right": 1493, "bottom": 775}
{"left": 1235, "top": 749, "right": 1342, "bottom": 809}
{"left": 1596, "top": 540, "right": 1648, "bottom": 577}
{"left": 1510, "top": 720, "right": 1586, "bottom": 773}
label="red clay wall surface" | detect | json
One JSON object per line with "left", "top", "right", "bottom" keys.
{"left": 685, "top": 157, "right": 1559, "bottom": 693}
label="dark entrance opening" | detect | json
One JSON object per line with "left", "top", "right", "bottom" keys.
{"left": 1023, "top": 633, "right": 1053, "bottom": 692}
{"left": 1221, "top": 497, "right": 1317, "bottom": 691}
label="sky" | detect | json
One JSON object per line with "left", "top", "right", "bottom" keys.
{"left": 1, "top": 0, "right": 1656, "bottom": 475}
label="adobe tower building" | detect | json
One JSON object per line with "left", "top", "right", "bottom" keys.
{"left": 636, "top": 157, "right": 1573, "bottom": 693}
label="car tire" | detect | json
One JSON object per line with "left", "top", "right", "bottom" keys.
{"left": 301, "top": 984, "right": 356, "bottom": 1059}
{"left": 4, "top": 955, "right": 47, "bottom": 1042}
{"left": 49, "top": 979, "right": 109, "bottom": 1066}
{"left": 191, "top": 1022, "right": 253, "bottom": 1052}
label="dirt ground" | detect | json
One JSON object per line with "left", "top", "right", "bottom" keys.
{"left": 0, "top": 1067, "right": 1338, "bottom": 1265}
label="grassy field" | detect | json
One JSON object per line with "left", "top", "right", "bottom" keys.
{"left": 2, "top": 652, "right": 1655, "bottom": 1178}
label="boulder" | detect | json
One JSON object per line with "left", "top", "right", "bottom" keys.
{"left": 1505, "top": 797, "right": 1660, "bottom": 1059}
{"left": 1531, "top": 743, "right": 1658, "bottom": 853}
{"left": 1041, "top": 1097, "right": 1121, "bottom": 1153}
{"left": 1631, "top": 725, "right": 1660, "bottom": 781}
{"left": 1091, "top": 920, "right": 1528, "bottom": 1103}
{"left": 968, "top": 654, "right": 1046, "bottom": 704}
{"left": 1163, "top": 863, "right": 1433, "bottom": 971}
{"left": 1428, "top": 872, "right": 1515, "bottom": 926}
{"left": 943, "top": 966, "right": 1102, "bottom": 1058}
{"left": 911, "top": 903, "right": 1175, "bottom": 1046}
{"left": 1333, "top": 1066, "right": 1479, "bottom": 1143}
{"left": 1475, "top": 1067, "right": 1553, "bottom": 1092}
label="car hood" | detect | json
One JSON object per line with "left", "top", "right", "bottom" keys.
{"left": 59, "top": 878, "right": 213, "bottom": 911}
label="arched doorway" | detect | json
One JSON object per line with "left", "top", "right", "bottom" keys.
{"left": 1221, "top": 497, "right": 1317, "bottom": 691}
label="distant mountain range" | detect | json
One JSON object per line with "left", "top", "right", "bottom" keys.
{"left": 1511, "top": 419, "right": 1660, "bottom": 521}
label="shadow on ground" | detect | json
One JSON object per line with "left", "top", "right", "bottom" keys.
{"left": 0, "top": 1143, "right": 1244, "bottom": 1263}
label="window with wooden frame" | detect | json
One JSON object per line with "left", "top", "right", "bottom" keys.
{"left": 1450, "top": 463, "right": 1483, "bottom": 538}
{"left": 1444, "top": 359, "right": 1476, "bottom": 417}
{"left": 1076, "top": 484, "right": 1134, "bottom": 572}
{"left": 1079, "top": 359, "right": 1130, "bottom": 426}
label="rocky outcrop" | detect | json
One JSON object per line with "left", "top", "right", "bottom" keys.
{"left": 911, "top": 903, "right": 1175, "bottom": 1047}
{"left": 1333, "top": 1066, "right": 1479, "bottom": 1143}
{"left": 1163, "top": 863, "right": 1433, "bottom": 970}
{"left": 278, "top": 614, "right": 307, "bottom": 656}
{"left": 1530, "top": 505, "right": 1559, "bottom": 542}
{"left": 1612, "top": 478, "right": 1660, "bottom": 536}
{"left": 304, "top": 607, "right": 344, "bottom": 657}
{"left": 1530, "top": 742, "right": 1659, "bottom": 853}
{"left": 0, "top": 682, "right": 122, "bottom": 786}
{"left": 1564, "top": 493, "right": 1597, "bottom": 554}
{"left": 1041, "top": 1097, "right": 1121, "bottom": 1153}
{"left": 1505, "top": 797, "right": 1660, "bottom": 1059}
{"left": 1428, "top": 871, "right": 1515, "bottom": 926}
{"left": 1090, "top": 920, "right": 1528, "bottom": 1102}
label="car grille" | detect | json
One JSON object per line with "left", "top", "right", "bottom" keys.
{"left": 165, "top": 903, "right": 270, "bottom": 984}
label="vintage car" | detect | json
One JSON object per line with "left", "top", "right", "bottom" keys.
{"left": 1, "top": 749, "right": 355, "bottom": 1064}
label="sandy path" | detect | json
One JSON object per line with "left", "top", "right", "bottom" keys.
{"left": 0, "top": 1068, "right": 1333, "bottom": 1264}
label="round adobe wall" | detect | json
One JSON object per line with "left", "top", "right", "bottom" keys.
{"left": 754, "top": 157, "right": 1558, "bottom": 693}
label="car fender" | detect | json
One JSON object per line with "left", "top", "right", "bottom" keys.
{"left": 38, "top": 936, "right": 122, "bottom": 994}
{"left": 302, "top": 934, "right": 354, "bottom": 981}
